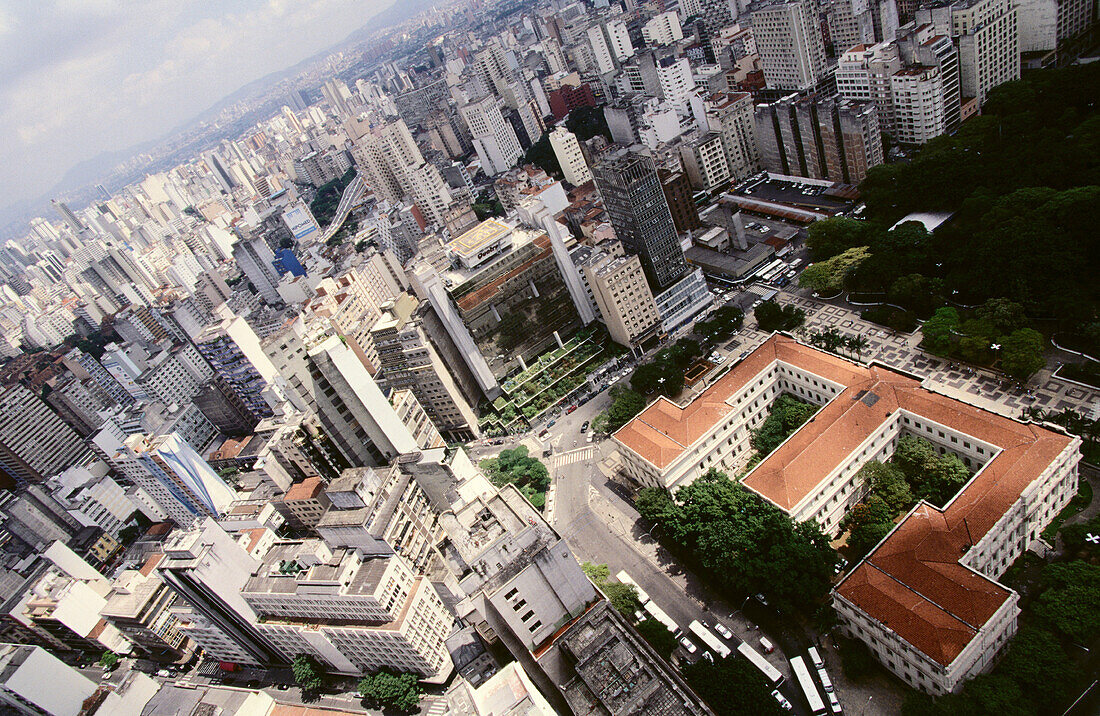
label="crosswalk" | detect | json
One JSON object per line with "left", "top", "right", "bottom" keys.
{"left": 549, "top": 445, "right": 595, "bottom": 469}
{"left": 422, "top": 697, "right": 450, "bottom": 715}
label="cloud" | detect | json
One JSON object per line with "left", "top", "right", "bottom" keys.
{"left": 0, "top": 0, "right": 393, "bottom": 218}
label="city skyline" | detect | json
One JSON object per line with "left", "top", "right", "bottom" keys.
{"left": 0, "top": 0, "right": 396, "bottom": 229}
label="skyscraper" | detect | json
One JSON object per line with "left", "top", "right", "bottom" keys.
{"left": 592, "top": 150, "right": 687, "bottom": 291}
{"left": 231, "top": 235, "right": 281, "bottom": 304}
{"left": 459, "top": 95, "right": 524, "bottom": 176}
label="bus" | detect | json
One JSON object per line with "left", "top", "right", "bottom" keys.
{"left": 791, "top": 655, "right": 826, "bottom": 715}
{"left": 688, "top": 620, "right": 732, "bottom": 659}
{"left": 755, "top": 259, "right": 786, "bottom": 283}
{"left": 737, "top": 641, "right": 784, "bottom": 687}
{"left": 643, "top": 601, "right": 679, "bottom": 633}
{"left": 615, "top": 570, "right": 651, "bottom": 605}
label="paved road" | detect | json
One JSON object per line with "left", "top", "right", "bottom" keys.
{"left": 549, "top": 436, "right": 823, "bottom": 715}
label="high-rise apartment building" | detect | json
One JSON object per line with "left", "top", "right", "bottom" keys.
{"left": 755, "top": 94, "right": 884, "bottom": 182}
{"left": 1014, "top": 0, "right": 1096, "bottom": 60}
{"left": 659, "top": 169, "right": 702, "bottom": 233}
{"left": 548, "top": 128, "right": 593, "bottom": 187}
{"left": 704, "top": 91, "right": 762, "bottom": 183}
{"left": 0, "top": 384, "right": 90, "bottom": 487}
{"left": 460, "top": 95, "right": 524, "bottom": 176}
{"left": 304, "top": 334, "right": 421, "bottom": 468}
{"left": 917, "top": 0, "right": 1019, "bottom": 105}
{"left": 108, "top": 432, "right": 235, "bottom": 527}
{"left": 679, "top": 131, "right": 733, "bottom": 191}
{"left": 0, "top": 644, "right": 97, "bottom": 716}
{"left": 194, "top": 315, "right": 278, "bottom": 422}
{"left": 348, "top": 118, "right": 454, "bottom": 227}
{"left": 752, "top": 0, "right": 829, "bottom": 90}
{"left": 242, "top": 540, "right": 455, "bottom": 677}
{"left": 642, "top": 12, "right": 684, "bottom": 46}
{"left": 232, "top": 235, "right": 282, "bottom": 304}
{"left": 369, "top": 298, "right": 480, "bottom": 443}
{"left": 826, "top": 0, "right": 878, "bottom": 53}
{"left": 592, "top": 150, "right": 687, "bottom": 291}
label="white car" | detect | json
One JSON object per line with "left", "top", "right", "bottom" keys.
{"left": 713, "top": 622, "right": 733, "bottom": 640}
{"left": 678, "top": 636, "right": 698, "bottom": 654}
{"left": 772, "top": 690, "right": 793, "bottom": 711}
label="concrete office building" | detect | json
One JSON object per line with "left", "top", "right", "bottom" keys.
{"left": 242, "top": 540, "right": 454, "bottom": 677}
{"left": 370, "top": 299, "right": 480, "bottom": 443}
{"left": 418, "top": 219, "right": 582, "bottom": 395}
{"left": 100, "top": 558, "right": 187, "bottom": 661}
{"left": 194, "top": 315, "right": 278, "bottom": 422}
{"left": 0, "top": 644, "right": 97, "bottom": 716}
{"left": 305, "top": 334, "right": 421, "bottom": 468}
{"left": 0, "top": 384, "right": 90, "bottom": 488}
{"left": 231, "top": 235, "right": 282, "bottom": 305}
{"left": 592, "top": 150, "right": 687, "bottom": 292}
{"left": 108, "top": 433, "right": 235, "bottom": 527}
{"left": 157, "top": 519, "right": 284, "bottom": 667}
{"left": 642, "top": 12, "right": 684, "bottom": 46}
{"left": 679, "top": 131, "right": 733, "bottom": 192}
{"left": 1014, "top": 0, "right": 1096, "bottom": 62}
{"left": 614, "top": 334, "right": 1080, "bottom": 693}
{"left": 752, "top": 0, "right": 829, "bottom": 90}
{"left": 548, "top": 128, "right": 593, "bottom": 187}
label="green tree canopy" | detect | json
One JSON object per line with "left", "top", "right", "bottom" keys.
{"left": 357, "top": 670, "right": 423, "bottom": 711}
{"left": 1034, "top": 560, "right": 1100, "bottom": 643}
{"left": 857, "top": 461, "right": 913, "bottom": 513}
{"left": 292, "top": 654, "right": 324, "bottom": 691}
{"left": 480, "top": 446, "right": 550, "bottom": 509}
{"left": 682, "top": 655, "right": 785, "bottom": 716}
{"left": 750, "top": 394, "right": 818, "bottom": 457}
{"left": 636, "top": 469, "right": 837, "bottom": 614}
{"left": 597, "top": 387, "right": 647, "bottom": 433}
{"left": 754, "top": 300, "right": 806, "bottom": 333}
{"left": 799, "top": 246, "right": 870, "bottom": 294}
{"left": 582, "top": 562, "right": 642, "bottom": 617}
{"left": 921, "top": 307, "right": 961, "bottom": 355}
{"left": 635, "top": 618, "right": 677, "bottom": 659}
{"left": 999, "top": 328, "right": 1046, "bottom": 380}
{"left": 892, "top": 435, "right": 970, "bottom": 507}
{"left": 842, "top": 495, "right": 895, "bottom": 558}
{"left": 806, "top": 217, "right": 873, "bottom": 261}
{"left": 697, "top": 306, "right": 744, "bottom": 342}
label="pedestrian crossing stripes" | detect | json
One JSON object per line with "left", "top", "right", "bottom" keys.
{"left": 423, "top": 697, "right": 449, "bottom": 715}
{"left": 550, "top": 446, "right": 595, "bottom": 469}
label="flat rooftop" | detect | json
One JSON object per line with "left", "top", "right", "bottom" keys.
{"left": 445, "top": 219, "right": 512, "bottom": 259}
{"left": 616, "top": 334, "right": 1074, "bottom": 668}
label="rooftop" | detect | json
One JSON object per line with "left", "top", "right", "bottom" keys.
{"left": 445, "top": 219, "right": 512, "bottom": 260}
{"left": 284, "top": 476, "right": 324, "bottom": 502}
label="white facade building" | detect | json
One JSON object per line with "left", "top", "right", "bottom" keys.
{"left": 548, "top": 127, "right": 593, "bottom": 187}
{"left": 752, "top": 0, "right": 829, "bottom": 90}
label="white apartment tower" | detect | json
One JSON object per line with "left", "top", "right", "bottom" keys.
{"left": 460, "top": 95, "right": 524, "bottom": 176}
{"left": 548, "top": 128, "right": 593, "bottom": 186}
{"left": 752, "top": 0, "right": 829, "bottom": 90}
{"left": 917, "top": 0, "right": 1019, "bottom": 105}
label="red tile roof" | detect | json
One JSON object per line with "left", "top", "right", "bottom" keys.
{"left": 284, "top": 476, "right": 324, "bottom": 502}
{"left": 617, "top": 334, "right": 1075, "bottom": 667}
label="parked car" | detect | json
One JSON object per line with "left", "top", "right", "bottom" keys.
{"left": 808, "top": 646, "right": 825, "bottom": 669}
{"left": 580, "top": 421, "right": 589, "bottom": 433}
{"left": 547, "top": 420, "right": 556, "bottom": 428}
{"left": 759, "top": 636, "right": 775, "bottom": 653}
{"left": 679, "top": 636, "right": 698, "bottom": 654}
{"left": 772, "top": 690, "right": 793, "bottom": 711}
{"left": 566, "top": 405, "right": 577, "bottom": 414}
{"left": 713, "top": 622, "right": 733, "bottom": 640}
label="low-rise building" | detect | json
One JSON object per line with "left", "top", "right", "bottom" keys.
{"left": 614, "top": 334, "right": 1080, "bottom": 693}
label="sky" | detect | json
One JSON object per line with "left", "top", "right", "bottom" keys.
{"left": 0, "top": 0, "right": 392, "bottom": 217}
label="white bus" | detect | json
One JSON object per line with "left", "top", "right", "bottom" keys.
{"left": 737, "top": 641, "right": 784, "bottom": 687}
{"left": 643, "top": 601, "right": 679, "bottom": 633}
{"left": 615, "top": 571, "right": 650, "bottom": 605}
{"left": 688, "top": 620, "right": 732, "bottom": 659}
{"left": 791, "top": 655, "right": 826, "bottom": 715}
